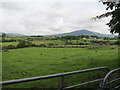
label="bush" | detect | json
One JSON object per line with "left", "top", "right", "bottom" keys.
{"left": 17, "top": 41, "right": 27, "bottom": 48}
{"left": 2, "top": 45, "right": 16, "bottom": 51}
{"left": 1, "top": 39, "right": 16, "bottom": 42}
{"left": 25, "top": 41, "right": 33, "bottom": 47}
{"left": 114, "top": 40, "right": 120, "bottom": 45}
{"left": 17, "top": 40, "right": 33, "bottom": 48}
{"left": 65, "top": 41, "right": 73, "bottom": 45}
{"left": 79, "top": 42, "right": 85, "bottom": 45}
{"left": 7, "top": 45, "right": 16, "bottom": 49}
{"left": 39, "top": 44, "right": 46, "bottom": 47}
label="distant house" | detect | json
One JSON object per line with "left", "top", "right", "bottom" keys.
{"left": 83, "top": 37, "right": 86, "bottom": 39}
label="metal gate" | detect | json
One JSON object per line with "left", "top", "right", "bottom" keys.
{"left": 0, "top": 67, "right": 109, "bottom": 89}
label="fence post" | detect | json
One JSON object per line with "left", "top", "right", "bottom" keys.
{"left": 59, "top": 76, "right": 64, "bottom": 90}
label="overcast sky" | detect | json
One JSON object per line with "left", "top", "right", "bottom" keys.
{"left": 1, "top": 0, "right": 112, "bottom": 35}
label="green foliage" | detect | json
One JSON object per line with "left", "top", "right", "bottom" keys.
{"left": 17, "top": 41, "right": 26, "bottom": 48}
{"left": 16, "top": 40, "right": 33, "bottom": 48}
{"left": 103, "top": 37, "right": 110, "bottom": 40}
{"left": 2, "top": 45, "right": 16, "bottom": 52}
{"left": 39, "top": 44, "right": 47, "bottom": 47}
{"left": 6, "top": 45, "right": 16, "bottom": 49}
{"left": 94, "top": 1, "right": 120, "bottom": 35}
{"left": 2, "top": 39, "right": 16, "bottom": 42}
{"left": 2, "top": 33, "right": 6, "bottom": 37}
{"left": 91, "top": 35, "right": 99, "bottom": 39}
{"left": 114, "top": 40, "right": 120, "bottom": 45}
{"left": 2, "top": 33, "right": 6, "bottom": 41}
{"left": 61, "top": 35, "right": 80, "bottom": 40}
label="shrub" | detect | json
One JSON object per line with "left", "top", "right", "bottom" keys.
{"left": 65, "top": 41, "right": 73, "bottom": 45}
{"left": 39, "top": 44, "right": 46, "bottom": 47}
{"left": 114, "top": 40, "right": 120, "bottom": 45}
{"left": 2, "top": 39, "right": 16, "bottom": 42}
{"left": 7, "top": 45, "right": 16, "bottom": 49}
{"left": 2, "top": 45, "right": 16, "bottom": 51}
{"left": 16, "top": 40, "right": 33, "bottom": 48}
{"left": 25, "top": 41, "right": 33, "bottom": 47}
{"left": 79, "top": 42, "right": 84, "bottom": 45}
{"left": 17, "top": 41, "right": 27, "bottom": 48}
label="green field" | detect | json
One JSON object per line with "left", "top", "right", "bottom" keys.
{"left": 32, "top": 40, "right": 65, "bottom": 45}
{"left": 2, "top": 47, "right": 118, "bottom": 88}
{"left": 0, "top": 42, "right": 18, "bottom": 46}
{"left": 1, "top": 38, "right": 117, "bottom": 47}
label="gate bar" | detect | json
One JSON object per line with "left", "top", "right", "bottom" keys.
{"left": 0, "top": 67, "right": 109, "bottom": 85}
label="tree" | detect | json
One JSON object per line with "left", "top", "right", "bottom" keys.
{"left": 2, "top": 33, "right": 6, "bottom": 41}
{"left": 17, "top": 40, "right": 33, "bottom": 48}
{"left": 17, "top": 40, "right": 26, "bottom": 48}
{"left": 103, "top": 37, "right": 109, "bottom": 40}
{"left": 93, "top": 0, "right": 120, "bottom": 36}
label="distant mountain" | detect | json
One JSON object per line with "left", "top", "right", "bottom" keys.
{"left": 0, "top": 30, "right": 116, "bottom": 37}
{"left": 0, "top": 32, "right": 26, "bottom": 36}
{"left": 53, "top": 29, "right": 116, "bottom": 38}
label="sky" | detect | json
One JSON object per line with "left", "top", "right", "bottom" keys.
{"left": 1, "top": 0, "right": 112, "bottom": 35}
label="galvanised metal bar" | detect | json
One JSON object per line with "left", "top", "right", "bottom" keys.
{"left": 59, "top": 76, "right": 64, "bottom": 90}
{"left": 0, "top": 67, "right": 109, "bottom": 86}
{"left": 105, "top": 78, "right": 120, "bottom": 85}
{"left": 63, "top": 78, "right": 104, "bottom": 89}
{"left": 102, "top": 68, "right": 120, "bottom": 87}
{"left": 100, "top": 68, "right": 120, "bottom": 89}
{"left": 101, "top": 78, "right": 120, "bottom": 90}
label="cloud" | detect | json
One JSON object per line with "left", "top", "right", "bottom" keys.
{"left": 1, "top": 1, "right": 111, "bottom": 35}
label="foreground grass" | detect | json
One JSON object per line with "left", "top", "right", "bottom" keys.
{"left": 2, "top": 47, "right": 118, "bottom": 88}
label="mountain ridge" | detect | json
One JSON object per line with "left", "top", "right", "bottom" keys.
{"left": 52, "top": 29, "right": 115, "bottom": 38}
{"left": 0, "top": 29, "right": 116, "bottom": 37}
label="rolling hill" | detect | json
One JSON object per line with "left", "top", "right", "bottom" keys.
{"left": 53, "top": 29, "right": 116, "bottom": 38}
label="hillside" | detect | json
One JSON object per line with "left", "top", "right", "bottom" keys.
{"left": 54, "top": 29, "right": 115, "bottom": 38}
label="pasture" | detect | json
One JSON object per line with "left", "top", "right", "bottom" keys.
{"left": 0, "top": 42, "right": 18, "bottom": 46}
{"left": 32, "top": 40, "right": 65, "bottom": 45}
{"left": 2, "top": 47, "right": 118, "bottom": 88}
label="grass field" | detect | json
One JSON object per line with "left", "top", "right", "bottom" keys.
{"left": 32, "top": 40, "right": 65, "bottom": 45}
{"left": 0, "top": 42, "right": 18, "bottom": 46}
{"left": 2, "top": 47, "right": 118, "bottom": 88}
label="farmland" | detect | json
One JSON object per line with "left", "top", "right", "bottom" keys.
{"left": 0, "top": 42, "right": 18, "bottom": 46}
{"left": 0, "top": 36, "right": 118, "bottom": 48}
{"left": 1, "top": 35, "right": 119, "bottom": 88}
{"left": 2, "top": 46, "right": 119, "bottom": 88}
